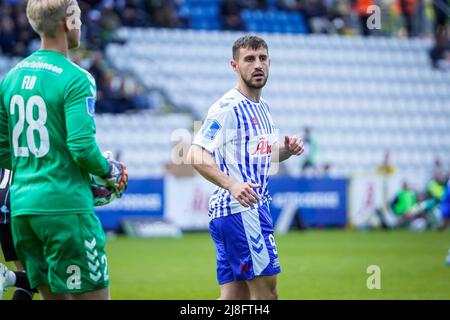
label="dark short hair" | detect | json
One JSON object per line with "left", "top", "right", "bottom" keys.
{"left": 232, "top": 35, "right": 268, "bottom": 60}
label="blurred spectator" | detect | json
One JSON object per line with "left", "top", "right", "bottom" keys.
{"left": 99, "top": 0, "right": 123, "bottom": 44}
{"left": 84, "top": 10, "right": 104, "bottom": 50}
{"left": 15, "top": 8, "right": 35, "bottom": 55}
{"left": 0, "top": 16, "right": 16, "bottom": 56}
{"left": 145, "top": 0, "right": 179, "bottom": 28}
{"left": 429, "top": 27, "right": 450, "bottom": 70}
{"left": 242, "top": 0, "right": 268, "bottom": 9}
{"left": 328, "top": 0, "right": 354, "bottom": 35}
{"left": 0, "top": 0, "right": 38, "bottom": 56}
{"left": 220, "top": 0, "right": 245, "bottom": 30}
{"left": 377, "top": 149, "right": 396, "bottom": 176}
{"left": 121, "top": 0, "right": 151, "bottom": 27}
{"left": 426, "top": 169, "right": 447, "bottom": 203}
{"left": 432, "top": 157, "right": 445, "bottom": 178}
{"left": 300, "top": 127, "right": 318, "bottom": 174}
{"left": 395, "top": 0, "right": 417, "bottom": 37}
{"left": 300, "top": 0, "right": 334, "bottom": 33}
{"left": 321, "top": 163, "right": 332, "bottom": 177}
{"left": 390, "top": 181, "right": 441, "bottom": 230}
{"left": 376, "top": 150, "right": 396, "bottom": 220}
{"left": 391, "top": 181, "right": 418, "bottom": 221}
{"left": 432, "top": 0, "right": 449, "bottom": 37}
{"left": 0, "top": 0, "right": 156, "bottom": 114}
{"left": 276, "top": 0, "right": 301, "bottom": 11}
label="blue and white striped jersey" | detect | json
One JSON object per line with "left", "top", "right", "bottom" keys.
{"left": 193, "top": 88, "right": 278, "bottom": 220}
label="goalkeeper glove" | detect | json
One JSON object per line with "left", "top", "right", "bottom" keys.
{"left": 100, "top": 151, "right": 128, "bottom": 198}
{"left": 91, "top": 182, "right": 117, "bottom": 207}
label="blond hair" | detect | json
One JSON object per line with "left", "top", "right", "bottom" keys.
{"left": 26, "top": 0, "right": 73, "bottom": 36}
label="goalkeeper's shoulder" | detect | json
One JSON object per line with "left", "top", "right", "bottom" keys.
{"left": 64, "top": 61, "right": 97, "bottom": 92}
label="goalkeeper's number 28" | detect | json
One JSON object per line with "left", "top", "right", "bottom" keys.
{"left": 10, "top": 94, "right": 50, "bottom": 158}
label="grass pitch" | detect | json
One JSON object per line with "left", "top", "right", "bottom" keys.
{"left": 2, "top": 229, "right": 450, "bottom": 299}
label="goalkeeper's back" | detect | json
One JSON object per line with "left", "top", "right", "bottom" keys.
{"left": 0, "top": 50, "right": 109, "bottom": 217}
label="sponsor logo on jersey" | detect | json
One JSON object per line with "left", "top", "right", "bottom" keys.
{"left": 251, "top": 136, "right": 272, "bottom": 156}
{"left": 202, "top": 119, "right": 221, "bottom": 140}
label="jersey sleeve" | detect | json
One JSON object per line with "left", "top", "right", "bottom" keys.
{"left": 0, "top": 81, "right": 12, "bottom": 170}
{"left": 64, "top": 72, "right": 109, "bottom": 177}
{"left": 192, "top": 107, "right": 236, "bottom": 153}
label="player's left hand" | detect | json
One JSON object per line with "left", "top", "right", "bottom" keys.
{"left": 101, "top": 151, "right": 128, "bottom": 198}
{"left": 284, "top": 135, "right": 304, "bottom": 156}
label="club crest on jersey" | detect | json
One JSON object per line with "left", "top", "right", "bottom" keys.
{"left": 86, "top": 97, "right": 96, "bottom": 117}
{"left": 202, "top": 119, "right": 221, "bottom": 140}
{"left": 251, "top": 136, "right": 272, "bottom": 156}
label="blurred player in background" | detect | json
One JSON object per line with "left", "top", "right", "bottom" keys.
{"left": 0, "top": 169, "right": 37, "bottom": 300}
{"left": 0, "top": 0, "right": 127, "bottom": 300}
{"left": 300, "top": 127, "right": 318, "bottom": 176}
{"left": 440, "top": 180, "right": 450, "bottom": 265}
{"left": 189, "top": 35, "right": 305, "bottom": 300}
{"left": 441, "top": 180, "right": 450, "bottom": 230}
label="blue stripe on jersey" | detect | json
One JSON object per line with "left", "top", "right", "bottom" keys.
{"left": 242, "top": 100, "right": 259, "bottom": 136}
{"left": 250, "top": 102, "right": 268, "bottom": 196}
{"left": 237, "top": 103, "right": 253, "bottom": 184}
{"left": 259, "top": 155, "right": 267, "bottom": 197}
{"left": 261, "top": 101, "right": 274, "bottom": 133}
{"left": 218, "top": 159, "right": 225, "bottom": 216}
{"left": 233, "top": 104, "right": 248, "bottom": 183}
{"left": 209, "top": 188, "right": 220, "bottom": 215}
{"left": 246, "top": 100, "right": 271, "bottom": 195}
{"left": 254, "top": 102, "right": 270, "bottom": 196}
{"left": 253, "top": 102, "right": 268, "bottom": 133}
{"left": 242, "top": 100, "right": 262, "bottom": 191}
{"left": 257, "top": 102, "right": 272, "bottom": 134}
{"left": 220, "top": 151, "right": 232, "bottom": 216}
{"left": 259, "top": 102, "right": 272, "bottom": 198}
{"left": 221, "top": 156, "right": 232, "bottom": 215}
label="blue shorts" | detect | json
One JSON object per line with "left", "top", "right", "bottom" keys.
{"left": 209, "top": 204, "right": 281, "bottom": 285}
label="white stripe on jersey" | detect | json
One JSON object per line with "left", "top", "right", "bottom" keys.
{"left": 193, "top": 89, "right": 277, "bottom": 220}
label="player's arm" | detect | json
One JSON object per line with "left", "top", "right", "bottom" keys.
{"left": 64, "top": 73, "right": 109, "bottom": 177}
{"left": 271, "top": 135, "right": 305, "bottom": 163}
{"left": 188, "top": 107, "right": 259, "bottom": 207}
{"left": 0, "top": 83, "right": 12, "bottom": 170}
{"left": 188, "top": 145, "right": 260, "bottom": 207}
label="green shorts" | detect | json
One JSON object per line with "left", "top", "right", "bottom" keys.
{"left": 11, "top": 213, "right": 110, "bottom": 294}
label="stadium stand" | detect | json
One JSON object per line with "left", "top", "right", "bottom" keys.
{"left": 1, "top": 0, "right": 449, "bottom": 188}
{"left": 101, "top": 28, "right": 450, "bottom": 188}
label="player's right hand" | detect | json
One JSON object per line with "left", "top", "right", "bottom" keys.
{"left": 229, "top": 181, "right": 260, "bottom": 207}
{"left": 101, "top": 151, "right": 128, "bottom": 198}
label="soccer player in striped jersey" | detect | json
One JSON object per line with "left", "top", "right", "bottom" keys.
{"left": 189, "top": 35, "right": 305, "bottom": 300}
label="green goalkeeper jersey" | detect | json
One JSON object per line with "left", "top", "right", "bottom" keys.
{"left": 0, "top": 50, "right": 110, "bottom": 217}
